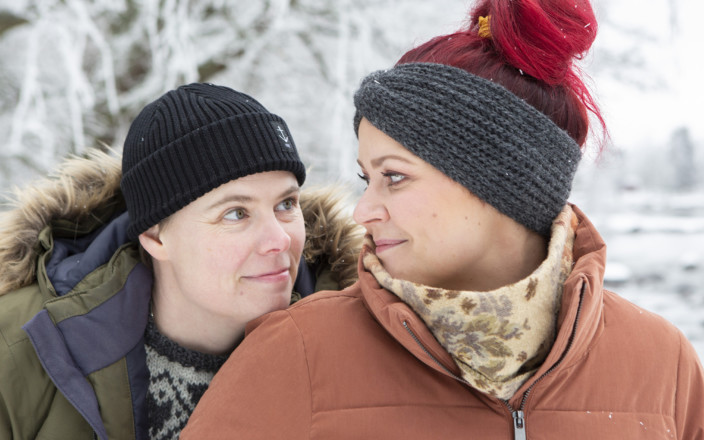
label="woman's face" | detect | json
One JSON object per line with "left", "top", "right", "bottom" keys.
{"left": 354, "top": 118, "right": 514, "bottom": 291}
{"left": 147, "top": 171, "right": 305, "bottom": 340}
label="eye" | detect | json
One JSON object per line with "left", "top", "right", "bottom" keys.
{"left": 275, "top": 198, "right": 297, "bottom": 211}
{"left": 224, "top": 208, "right": 247, "bottom": 221}
{"left": 382, "top": 172, "right": 406, "bottom": 185}
{"left": 357, "top": 172, "right": 369, "bottom": 186}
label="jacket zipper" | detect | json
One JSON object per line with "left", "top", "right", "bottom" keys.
{"left": 402, "top": 282, "right": 586, "bottom": 440}
{"left": 512, "top": 410, "right": 526, "bottom": 440}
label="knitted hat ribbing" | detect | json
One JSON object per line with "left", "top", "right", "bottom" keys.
{"left": 353, "top": 63, "right": 581, "bottom": 236}
{"left": 121, "top": 83, "right": 305, "bottom": 240}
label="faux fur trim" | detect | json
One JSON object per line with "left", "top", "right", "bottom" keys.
{"left": 0, "top": 149, "right": 122, "bottom": 295}
{"left": 300, "top": 185, "right": 364, "bottom": 289}
{"left": 0, "top": 150, "right": 363, "bottom": 295}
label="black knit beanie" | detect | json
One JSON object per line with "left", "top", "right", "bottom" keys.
{"left": 353, "top": 63, "right": 582, "bottom": 236}
{"left": 121, "top": 83, "right": 306, "bottom": 240}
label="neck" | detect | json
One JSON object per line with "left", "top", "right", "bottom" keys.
{"left": 150, "top": 273, "right": 244, "bottom": 356}
{"left": 503, "top": 229, "right": 548, "bottom": 279}
{"left": 466, "top": 224, "right": 548, "bottom": 292}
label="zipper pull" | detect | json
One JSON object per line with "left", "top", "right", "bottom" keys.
{"left": 512, "top": 410, "right": 527, "bottom": 440}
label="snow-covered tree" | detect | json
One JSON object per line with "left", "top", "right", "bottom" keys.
{"left": 0, "top": 0, "right": 699, "bottom": 192}
{"left": 669, "top": 126, "right": 697, "bottom": 191}
{"left": 0, "top": 0, "right": 465, "bottom": 192}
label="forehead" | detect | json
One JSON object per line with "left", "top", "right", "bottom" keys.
{"left": 357, "top": 119, "right": 420, "bottom": 165}
{"left": 187, "top": 171, "right": 300, "bottom": 210}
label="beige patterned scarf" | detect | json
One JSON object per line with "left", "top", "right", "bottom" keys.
{"left": 364, "top": 205, "right": 577, "bottom": 399}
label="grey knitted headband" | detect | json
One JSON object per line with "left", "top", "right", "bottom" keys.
{"left": 353, "top": 62, "right": 581, "bottom": 236}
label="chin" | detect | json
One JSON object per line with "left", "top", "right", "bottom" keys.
{"left": 390, "top": 267, "right": 429, "bottom": 286}
{"left": 382, "top": 263, "right": 407, "bottom": 282}
{"left": 272, "top": 291, "right": 293, "bottom": 309}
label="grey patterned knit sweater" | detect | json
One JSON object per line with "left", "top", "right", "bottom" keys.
{"left": 144, "top": 318, "right": 228, "bottom": 440}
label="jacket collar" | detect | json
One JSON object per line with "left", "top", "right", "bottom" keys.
{"left": 23, "top": 242, "right": 151, "bottom": 440}
{"left": 551, "top": 204, "right": 606, "bottom": 371}
{"left": 359, "top": 254, "right": 462, "bottom": 378}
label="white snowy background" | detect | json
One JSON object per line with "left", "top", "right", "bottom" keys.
{"left": 0, "top": 0, "right": 702, "bottom": 361}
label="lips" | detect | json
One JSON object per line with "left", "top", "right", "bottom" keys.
{"left": 244, "top": 267, "right": 290, "bottom": 283}
{"left": 373, "top": 239, "right": 406, "bottom": 253}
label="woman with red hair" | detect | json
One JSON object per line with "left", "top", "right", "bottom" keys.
{"left": 183, "top": 1, "right": 704, "bottom": 438}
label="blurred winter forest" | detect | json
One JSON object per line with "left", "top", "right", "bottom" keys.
{"left": 0, "top": 0, "right": 702, "bottom": 359}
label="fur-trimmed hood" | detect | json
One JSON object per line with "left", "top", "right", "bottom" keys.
{"left": 0, "top": 149, "right": 363, "bottom": 296}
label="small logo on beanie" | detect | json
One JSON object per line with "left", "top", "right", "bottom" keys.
{"left": 270, "top": 121, "right": 292, "bottom": 149}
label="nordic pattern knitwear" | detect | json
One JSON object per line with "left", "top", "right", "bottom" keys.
{"left": 353, "top": 63, "right": 582, "bottom": 236}
{"left": 144, "top": 318, "right": 228, "bottom": 439}
{"left": 121, "top": 83, "right": 306, "bottom": 240}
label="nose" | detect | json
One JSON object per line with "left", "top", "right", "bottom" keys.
{"left": 258, "top": 215, "right": 292, "bottom": 255}
{"left": 353, "top": 186, "right": 388, "bottom": 227}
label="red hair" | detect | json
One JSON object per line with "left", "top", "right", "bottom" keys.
{"left": 397, "top": 0, "right": 606, "bottom": 149}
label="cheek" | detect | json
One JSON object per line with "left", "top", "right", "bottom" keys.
{"left": 288, "top": 219, "right": 306, "bottom": 255}
{"left": 197, "top": 237, "right": 250, "bottom": 273}
{"left": 394, "top": 193, "right": 441, "bottom": 229}
{"left": 408, "top": 196, "right": 463, "bottom": 251}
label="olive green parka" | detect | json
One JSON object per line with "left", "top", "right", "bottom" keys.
{"left": 0, "top": 150, "right": 362, "bottom": 439}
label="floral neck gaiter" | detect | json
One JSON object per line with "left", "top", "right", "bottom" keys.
{"left": 364, "top": 205, "right": 577, "bottom": 399}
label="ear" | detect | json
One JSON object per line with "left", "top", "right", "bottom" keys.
{"left": 139, "top": 224, "right": 168, "bottom": 261}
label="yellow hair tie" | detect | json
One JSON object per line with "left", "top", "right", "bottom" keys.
{"left": 478, "top": 15, "right": 492, "bottom": 39}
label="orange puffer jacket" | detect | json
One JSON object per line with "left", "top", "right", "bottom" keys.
{"left": 183, "top": 205, "right": 704, "bottom": 439}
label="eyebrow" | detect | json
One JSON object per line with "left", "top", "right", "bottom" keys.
{"left": 206, "top": 184, "right": 300, "bottom": 210}
{"left": 357, "top": 154, "right": 415, "bottom": 169}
